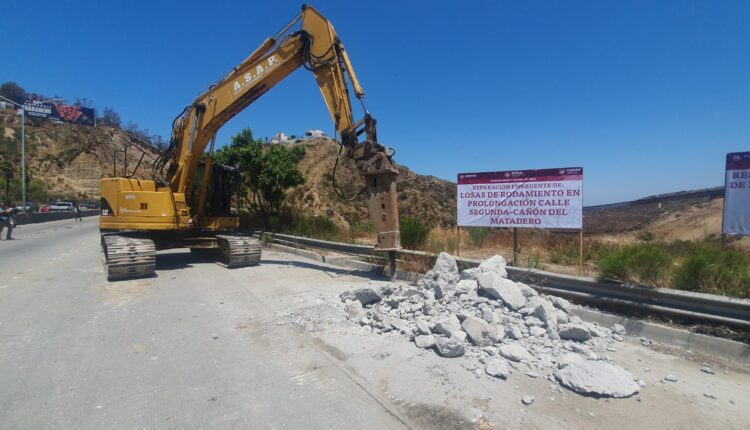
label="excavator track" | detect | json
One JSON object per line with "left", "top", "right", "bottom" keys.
{"left": 216, "top": 234, "right": 262, "bottom": 268}
{"left": 102, "top": 235, "right": 156, "bottom": 281}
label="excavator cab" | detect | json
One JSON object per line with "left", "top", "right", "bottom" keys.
{"left": 209, "top": 164, "right": 239, "bottom": 217}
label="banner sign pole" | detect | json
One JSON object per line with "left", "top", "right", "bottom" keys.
{"left": 579, "top": 229, "right": 584, "bottom": 275}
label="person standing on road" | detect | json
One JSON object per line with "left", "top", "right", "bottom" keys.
{"left": 0, "top": 203, "right": 16, "bottom": 240}
{"left": 75, "top": 203, "right": 82, "bottom": 221}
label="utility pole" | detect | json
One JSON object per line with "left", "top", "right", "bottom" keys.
{"left": 0, "top": 95, "right": 26, "bottom": 213}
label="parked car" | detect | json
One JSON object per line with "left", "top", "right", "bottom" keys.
{"left": 49, "top": 202, "right": 75, "bottom": 212}
{"left": 15, "top": 202, "right": 38, "bottom": 212}
{"left": 40, "top": 206, "right": 51, "bottom": 213}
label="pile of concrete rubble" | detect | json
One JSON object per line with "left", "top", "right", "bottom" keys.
{"left": 341, "top": 252, "right": 641, "bottom": 398}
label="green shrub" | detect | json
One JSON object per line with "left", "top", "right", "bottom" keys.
{"left": 400, "top": 217, "right": 430, "bottom": 250}
{"left": 525, "top": 253, "right": 545, "bottom": 270}
{"left": 672, "top": 245, "right": 750, "bottom": 298}
{"left": 467, "top": 227, "right": 491, "bottom": 248}
{"left": 663, "top": 240, "right": 698, "bottom": 258}
{"left": 350, "top": 220, "right": 374, "bottom": 233}
{"left": 637, "top": 231, "right": 655, "bottom": 242}
{"left": 550, "top": 244, "right": 578, "bottom": 265}
{"left": 289, "top": 215, "right": 342, "bottom": 242}
{"left": 597, "top": 243, "right": 673, "bottom": 287}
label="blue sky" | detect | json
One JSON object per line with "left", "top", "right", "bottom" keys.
{"left": 2, "top": 0, "right": 748, "bottom": 205}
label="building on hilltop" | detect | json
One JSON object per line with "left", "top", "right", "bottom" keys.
{"left": 304, "top": 129, "right": 326, "bottom": 139}
{"left": 270, "top": 132, "right": 290, "bottom": 144}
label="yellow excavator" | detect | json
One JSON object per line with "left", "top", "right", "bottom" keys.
{"left": 100, "top": 4, "right": 400, "bottom": 280}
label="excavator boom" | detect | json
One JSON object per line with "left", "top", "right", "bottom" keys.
{"left": 157, "top": 4, "right": 400, "bottom": 250}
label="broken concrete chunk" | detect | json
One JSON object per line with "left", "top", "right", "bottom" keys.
{"left": 477, "top": 273, "right": 527, "bottom": 310}
{"left": 345, "top": 300, "right": 365, "bottom": 320}
{"left": 557, "top": 352, "right": 583, "bottom": 369}
{"left": 555, "top": 360, "right": 640, "bottom": 398}
{"left": 499, "top": 344, "right": 533, "bottom": 362}
{"left": 515, "top": 282, "right": 539, "bottom": 298}
{"left": 340, "top": 288, "right": 381, "bottom": 306}
{"left": 452, "top": 331, "right": 468, "bottom": 343}
{"left": 532, "top": 301, "right": 557, "bottom": 328}
{"left": 415, "top": 318, "right": 431, "bottom": 335}
{"left": 388, "top": 318, "right": 409, "bottom": 333}
{"left": 521, "top": 395, "right": 535, "bottom": 405}
{"left": 478, "top": 255, "right": 509, "bottom": 278}
{"left": 433, "top": 252, "right": 459, "bottom": 276}
{"left": 461, "top": 316, "right": 493, "bottom": 347}
{"left": 558, "top": 324, "right": 592, "bottom": 342}
{"left": 524, "top": 316, "right": 544, "bottom": 327}
{"left": 529, "top": 326, "right": 547, "bottom": 337}
{"left": 434, "top": 314, "right": 462, "bottom": 337}
{"left": 415, "top": 334, "right": 436, "bottom": 349}
{"left": 612, "top": 323, "right": 627, "bottom": 336}
{"left": 484, "top": 357, "right": 510, "bottom": 379}
{"left": 548, "top": 296, "right": 573, "bottom": 313}
{"left": 488, "top": 326, "right": 506, "bottom": 343}
{"left": 460, "top": 267, "right": 480, "bottom": 281}
{"left": 456, "top": 279, "right": 478, "bottom": 294}
{"left": 506, "top": 325, "right": 523, "bottom": 340}
{"left": 587, "top": 324, "right": 610, "bottom": 338}
{"left": 435, "top": 336, "right": 465, "bottom": 357}
{"left": 480, "top": 307, "right": 495, "bottom": 323}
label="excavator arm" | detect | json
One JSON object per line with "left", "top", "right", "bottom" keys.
{"left": 157, "top": 4, "right": 399, "bottom": 250}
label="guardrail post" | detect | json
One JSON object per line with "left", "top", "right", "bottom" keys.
{"left": 388, "top": 250, "right": 397, "bottom": 280}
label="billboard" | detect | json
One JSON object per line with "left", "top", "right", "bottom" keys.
{"left": 22, "top": 99, "right": 95, "bottom": 125}
{"left": 457, "top": 167, "right": 583, "bottom": 229}
{"left": 723, "top": 152, "right": 750, "bottom": 236}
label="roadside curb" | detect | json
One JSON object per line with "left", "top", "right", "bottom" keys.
{"left": 572, "top": 308, "right": 750, "bottom": 365}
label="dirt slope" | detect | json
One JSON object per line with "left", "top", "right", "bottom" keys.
{"left": 1, "top": 109, "right": 159, "bottom": 199}
{"left": 286, "top": 137, "right": 457, "bottom": 228}
{"left": 585, "top": 189, "right": 750, "bottom": 251}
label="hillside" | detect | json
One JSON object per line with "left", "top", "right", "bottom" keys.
{"left": 285, "top": 137, "right": 457, "bottom": 228}
{"left": 1, "top": 109, "right": 457, "bottom": 227}
{"left": 584, "top": 187, "right": 750, "bottom": 251}
{"left": 3, "top": 105, "right": 738, "bottom": 251}
{"left": 0, "top": 108, "right": 159, "bottom": 200}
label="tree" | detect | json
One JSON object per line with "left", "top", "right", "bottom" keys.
{"left": 151, "top": 135, "right": 168, "bottom": 151}
{"left": 98, "top": 107, "right": 121, "bottom": 128}
{"left": 215, "top": 128, "right": 306, "bottom": 222}
{"left": 0, "top": 82, "right": 27, "bottom": 104}
{"left": 74, "top": 97, "right": 94, "bottom": 108}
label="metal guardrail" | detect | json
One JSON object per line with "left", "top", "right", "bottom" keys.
{"left": 14, "top": 209, "right": 99, "bottom": 225}
{"left": 262, "top": 232, "right": 750, "bottom": 329}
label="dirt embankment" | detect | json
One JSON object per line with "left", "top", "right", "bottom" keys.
{"left": 286, "top": 137, "right": 457, "bottom": 228}
{"left": 585, "top": 190, "right": 750, "bottom": 252}
{"left": 0, "top": 109, "right": 159, "bottom": 199}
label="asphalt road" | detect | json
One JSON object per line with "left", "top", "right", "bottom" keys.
{"left": 0, "top": 218, "right": 407, "bottom": 429}
{"left": 2, "top": 218, "right": 749, "bottom": 430}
